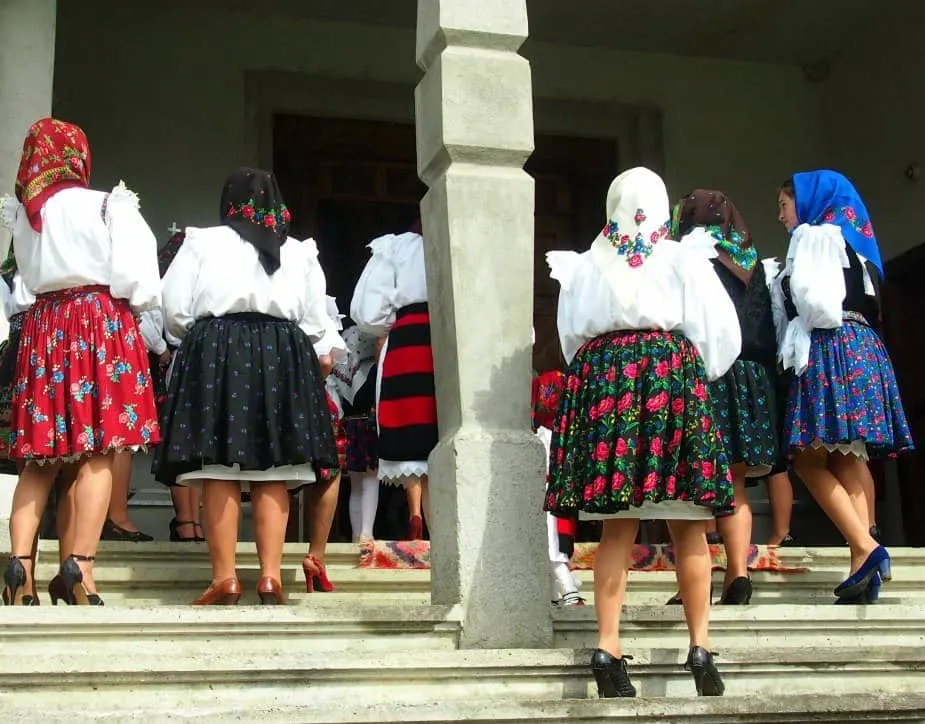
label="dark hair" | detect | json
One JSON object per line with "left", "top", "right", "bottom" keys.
{"left": 779, "top": 179, "right": 795, "bottom": 199}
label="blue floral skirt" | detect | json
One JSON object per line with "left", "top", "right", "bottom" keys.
{"left": 785, "top": 317, "right": 913, "bottom": 459}
{"left": 709, "top": 360, "right": 778, "bottom": 482}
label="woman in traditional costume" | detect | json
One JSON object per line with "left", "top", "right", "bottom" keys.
{"left": 329, "top": 325, "right": 381, "bottom": 544}
{"left": 1, "top": 118, "right": 161, "bottom": 605}
{"left": 772, "top": 170, "right": 912, "bottom": 603}
{"left": 350, "top": 220, "right": 437, "bottom": 540}
{"left": 545, "top": 167, "right": 739, "bottom": 698}
{"left": 153, "top": 167, "right": 341, "bottom": 605}
{"left": 670, "top": 190, "right": 779, "bottom": 604}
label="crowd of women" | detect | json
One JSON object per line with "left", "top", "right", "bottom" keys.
{"left": 0, "top": 116, "right": 914, "bottom": 701}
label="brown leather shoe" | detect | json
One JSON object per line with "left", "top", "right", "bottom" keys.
{"left": 257, "top": 576, "right": 286, "bottom": 605}
{"left": 192, "top": 577, "right": 242, "bottom": 605}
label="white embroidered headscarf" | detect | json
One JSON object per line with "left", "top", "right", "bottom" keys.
{"left": 328, "top": 325, "right": 378, "bottom": 406}
{"left": 590, "top": 167, "right": 671, "bottom": 271}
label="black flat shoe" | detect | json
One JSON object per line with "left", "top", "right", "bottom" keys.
{"left": 666, "top": 583, "right": 714, "bottom": 606}
{"left": 591, "top": 649, "right": 636, "bottom": 698}
{"left": 686, "top": 646, "right": 724, "bottom": 696}
{"left": 719, "top": 576, "right": 752, "bottom": 605}
{"left": 169, "top": 518, "right": 204, "bottom": 542}
{"left": 101, "top": 519, "right": 154, "bottom": 542}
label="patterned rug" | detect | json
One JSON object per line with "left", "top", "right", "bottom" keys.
{"left": 357, "top": 540, "right": 807, "bottom": 573}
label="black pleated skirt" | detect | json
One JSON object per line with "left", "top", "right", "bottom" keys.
{"left": 151, "top": 313, "right": 337, "bottom": 485}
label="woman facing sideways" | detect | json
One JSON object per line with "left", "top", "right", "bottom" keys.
{"left": 772, "top": 169, "right": 912, "bottom": 603}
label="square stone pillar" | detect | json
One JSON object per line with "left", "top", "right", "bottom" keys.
{"left": 0, "top": 0, "right": 57, "bottom": 552}
{"left": 415, "top": 0, "right": 552, "bottom": 648}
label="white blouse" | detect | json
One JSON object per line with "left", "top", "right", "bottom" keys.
{"left": 768, "top": 224, "right": 877, "bottom": 375}
{"left": 548, "top": 238, "right": 741, "bottom": 381}
{"left": 161, "top": 226, "right": 345, "bottom": 359}
{"left": 0, "top": 183, "right": 160, "bottom": 312}
{"left": 0, "top": 273, "right": 35, "bottom": 320}
{"left": 350, "top": 232, "right": 428, "bottom": 337}
{"left": 138, "top": 308, "right": 168, "bottom": 356}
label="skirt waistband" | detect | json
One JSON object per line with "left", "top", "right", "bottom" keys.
{"left": 200, "top": 312, "right": 295, "bottom": 326}
{"left": 36, "top": 284, "right": 109, "bottom": 302}
{"left": 842, "top": 311, "right": 870, "bottom": 327}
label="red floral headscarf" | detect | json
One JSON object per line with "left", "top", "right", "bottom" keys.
{"left": 15, "top": 117, "right": 92, "bottom": 233}
{"left": 532, "top": 370, "right": 565, "bottom": 431}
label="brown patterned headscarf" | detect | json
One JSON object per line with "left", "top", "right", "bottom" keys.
{"left": 672, "top": 189, "right": 757, "bottom": 285}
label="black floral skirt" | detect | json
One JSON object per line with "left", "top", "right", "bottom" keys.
{"left": 545, "top": 330, "right": 735, "bottom": 519}
{"left": 709, "top": 359, "right": 778, "bottom": 483}
{"left": 151, "top": 313, "right": 337, "bottom": 485}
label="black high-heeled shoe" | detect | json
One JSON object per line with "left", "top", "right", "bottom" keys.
{"left": 2, "top": 555, "right": 37, "bottom": 606}
{"left": 685, "top": 646, "right": 724, "bottom": 696}
{"left": 590, "top": 649, "right": 636, "bottom": 698}
{"left": 59, "top": 555, "right": 104, "bottom": 606}
{"left": 667, "top": 583, "right": 714, "bottom": 606}
{"left": 169, "top": 518, "right": 204, "bottom": 542}
{"left": 48, "top": 574, "right": 75, "bottom": 605}
{"left": 719, "top": 576, "right": 752, "bottom": 605}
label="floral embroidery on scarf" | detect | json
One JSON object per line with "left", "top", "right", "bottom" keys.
{"left": 703, "top": 225, "right": 758, "bottom": 273}
{"left": 603, "top": 209, "right": 668, "bottom": 268}
{"left": 225, "top": 199, "right": 292, "bottom": 231}
{"left": 822, "top": 206, "right": 874, "bottom": 239}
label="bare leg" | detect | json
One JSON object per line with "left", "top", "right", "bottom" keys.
{"left": 406, "top": 479, "right": 423, "bottom": 521}
{"left": 766, "top": 472, "right": 794, "bottom": 545}
{"left": 421, "top": 474, "right": 431, "bottom": 527}
{"left": 715, "top": 464, "right": 751, "bottom": 588}
{"left": 56, "top": 468, "right": 78, "bottom": 564}
{"left": 202, "top": 479, "right": 241, "bottom": 583}
{"left": 668, "top": 519, "right": 711, "bottom": 649}
{"left": 105, "top": 451, "right": 139, "bottom": 531}
{"left": 170, "top": 485, "right": 201, "bottom": 539}
{"left": 829, "top": 454, "right": 876, "bottom": 536}
{"left": 8, "top": 461, "right": 60, "bottom": 594}
{"left": 250, "top": 483, "right": 290, "bottom": 582}
{"left": 307, "top": 473, "right": 340, "bottom": 563}
{"left": 793, "top": 448, "right": 878, "bottom": 573}
{"left": 594, "top": 518, "right": 639, "bottom": 657}
{"left": 70, "top": 454, "right": 116, "bottom": 594}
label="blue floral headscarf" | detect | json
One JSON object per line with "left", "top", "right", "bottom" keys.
{"left": 792, "top": 170, "right": 883, "bottom": 278}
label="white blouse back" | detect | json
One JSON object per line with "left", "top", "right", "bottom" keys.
{"left": 161, "top": 226, "right": 342, "bottom": 356}
{"left": 1, "top": 183, "right": 160, "bottom": 312}
{"left": 549, "top": 238, "right": 741, "bottom": 381}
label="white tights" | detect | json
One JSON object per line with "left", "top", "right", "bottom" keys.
{"left": 348, "top": 471, "right": 380, "bottom": 541}
{"left": 547, "top": 511, "right": 580, "bottom": 600}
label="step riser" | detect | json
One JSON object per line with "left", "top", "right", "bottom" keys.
{"left": 3, "top": 668, "right": 923, "bottom": 708}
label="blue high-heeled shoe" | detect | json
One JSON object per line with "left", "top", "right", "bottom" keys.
{"left": 835, "top": 571, "right": 881, "bottom": 605}
{"left": 834, "top": 546, "right": 891, "bottom": 599}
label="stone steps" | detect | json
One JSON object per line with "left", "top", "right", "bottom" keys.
{"left": 15, "top": 693, "right": 924, "bottom": 724}
{"left": 1, "top": 637, "right": 923, "bottom": 720}
{"left": 21, "top": 542, "right": 925, "bottom": 606}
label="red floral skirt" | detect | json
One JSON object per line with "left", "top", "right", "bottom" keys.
{"left": 11, "top": 286, "right": 160, "bottom": 462}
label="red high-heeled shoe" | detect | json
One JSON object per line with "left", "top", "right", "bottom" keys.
{"left": 301, "top": 554, "right": 335, "bottom": 593}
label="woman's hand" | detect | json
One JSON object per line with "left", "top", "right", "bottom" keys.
{"left": 158, "top": 350, "right": 173, "bottom": 373}
{"left": 375, "top": 336, "right": 386, "bottom": 361}
{"left": 318, "top": 353, "right": 333, "bottom": 378}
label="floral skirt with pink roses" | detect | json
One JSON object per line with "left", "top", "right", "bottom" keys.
{"left": 545, "top": 330, "right": 735, "bottom": 520}
{"left": 10, "top": 286, "right": 160, "bottom": 463}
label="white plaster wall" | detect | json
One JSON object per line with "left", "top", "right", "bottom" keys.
{"left": 52, "top": 1, "right": 824, "bottom": 260}
{"left": 820, "top": 19, "right": 925, "bottom": 260}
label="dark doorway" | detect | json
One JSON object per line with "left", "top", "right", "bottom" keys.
{"left": 273, "top": 113, "right": 618, "bottom": 542}
{"left": 881, "top": 245, "right": 925, "bottom": 546}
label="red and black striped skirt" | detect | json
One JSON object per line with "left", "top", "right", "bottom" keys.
{"left": 378, "top": 302, "right": 438, "bottom": 462}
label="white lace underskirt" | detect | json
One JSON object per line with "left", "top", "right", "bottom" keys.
{"left": 378, "top": 459, "right": 428, "bottom": 487}
{"left": 805, "top": 438, "right": 869, "bottom": 462}
{"left": 580, "top": 499, "right": 714, "bottom": 521}
{"left": 177, "top": 463, "right": 316, "bottom": 491}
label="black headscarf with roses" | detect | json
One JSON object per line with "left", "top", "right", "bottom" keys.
{"left": 220, "top": 167, "right": 291, "bottom": 274}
